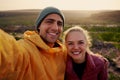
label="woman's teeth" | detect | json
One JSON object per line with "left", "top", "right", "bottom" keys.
{"left": 72, "top": 52, "right": 80, "bottom": 55}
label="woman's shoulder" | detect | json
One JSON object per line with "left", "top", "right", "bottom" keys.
{"left": 90, "top": 53, "right": 109, "bottom": 67}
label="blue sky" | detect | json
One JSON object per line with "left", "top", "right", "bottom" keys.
{"left": 0, "top": 0, "right": 120, "bottom": 11}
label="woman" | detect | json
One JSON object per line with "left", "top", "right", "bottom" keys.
{"left": 63, "top": 26, "right": 109, "bottom": 80}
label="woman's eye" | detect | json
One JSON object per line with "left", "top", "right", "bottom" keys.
{"left": 78, "top": 41, "right": 84, "bottom": 45}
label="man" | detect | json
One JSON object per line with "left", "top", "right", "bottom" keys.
{"left": 0, "top": 7, "right": 67, "bottom": 80}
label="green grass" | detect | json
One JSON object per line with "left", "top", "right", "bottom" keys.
{"left": 81, "top": 26, "right": 120, "bottom": 42}
{"left": 108, "top": 72, "right": 120, "bottom": 80}
{"left": 90, "top": 32, "right": 120, "bottom": 42}
{"left": 84, "top": 26, "right": 120, "bottom": 32}
{"left": 64, "top": 26, "right": 120, "bottom": 43}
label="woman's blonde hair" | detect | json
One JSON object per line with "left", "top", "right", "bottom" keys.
{"left": 63, "top": 26, "right": 92, "bottom": 47}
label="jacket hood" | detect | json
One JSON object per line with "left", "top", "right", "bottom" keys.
{"left": 23, "top": 31, "right": 65, "bottom": 54}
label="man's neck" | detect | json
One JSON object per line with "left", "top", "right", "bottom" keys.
{"left": 47, "top": 43, "right": 54, "bottom": 48}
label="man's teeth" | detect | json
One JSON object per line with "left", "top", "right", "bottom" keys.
{"left": 73, "top": 52, "right": 80, "bottom": 54}
{"left": 49, "top": 33, "right": 56, "bottom": 35}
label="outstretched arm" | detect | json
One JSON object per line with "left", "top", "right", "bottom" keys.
{"left": 0, "top": 29, "right": 25, "bottom": 79}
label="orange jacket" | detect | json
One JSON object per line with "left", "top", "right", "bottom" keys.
{"left": 0, "top": 29, "right": 67, "bottom": 80}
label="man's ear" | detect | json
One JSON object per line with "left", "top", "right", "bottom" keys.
{"left": 37, "top": 28, "right": 40, "bottom": 32}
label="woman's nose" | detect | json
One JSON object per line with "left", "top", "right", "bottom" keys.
{"left": 74, "top": 44, "right": 79, "bottom": 49}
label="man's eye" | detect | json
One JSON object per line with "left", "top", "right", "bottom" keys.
{"left": 46, "top": 20, "right": 53, "bottom": 23}
{"left": 67, "top": 42, "right": 73, "bottom": 45}
{"left": 57, "top": 21, "right": 63, "bottom": 27}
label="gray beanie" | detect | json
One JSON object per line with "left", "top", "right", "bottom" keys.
{"left": 35, "top": 7, "right": 65, "bottom": 32}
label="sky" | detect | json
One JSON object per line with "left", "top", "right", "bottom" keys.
{"left": 0, "top": 0, "right": 120, "bottom": 11}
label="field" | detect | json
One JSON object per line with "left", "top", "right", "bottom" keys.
{"left": 0, "top": 9, "right": 120, "bottom": 79}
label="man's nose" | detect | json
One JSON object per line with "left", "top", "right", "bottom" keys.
{"left": 52, "top": 22, "right": 59, "bottom": 30}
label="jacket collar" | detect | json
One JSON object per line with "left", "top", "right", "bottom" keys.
{"left": 65, "top": 52, "right": 96, "bottom": 80}
{"left": 23, "top": 31, "right": 65, "bottom": 54}
{"left": 85, "top": 52, "right": 96, "bottom": 71}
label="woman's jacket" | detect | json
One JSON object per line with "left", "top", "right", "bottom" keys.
{"left": 65, "top": 52, "right": 108, "bottom": 80}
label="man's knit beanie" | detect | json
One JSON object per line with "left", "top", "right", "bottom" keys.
{"left": 35, "top": 7, "right": 65, "bottom": 32}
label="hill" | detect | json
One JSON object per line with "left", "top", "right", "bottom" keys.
{"left": 0, "top": 9, "right": 120, "bottom": 28}
{"left": 90, "top": 11, "right": 120, "bottom": 24}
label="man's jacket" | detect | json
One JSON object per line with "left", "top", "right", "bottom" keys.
{"left": 0, "top": 29, "right": 67, "bottom": 80}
